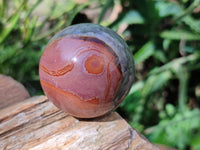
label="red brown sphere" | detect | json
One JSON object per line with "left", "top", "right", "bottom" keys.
{"left": 39, "top": 23, "right": 134, "bottom": 118}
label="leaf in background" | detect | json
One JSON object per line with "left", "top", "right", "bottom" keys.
{"left": 98, "top": 0, "right": 113, "bottom": 24}
{"left": 182, "top": 45, "right": 196, "bottom": 53}
{"left": 183, "top": 16, "right": 200, "bottom": 34}
{"left": 110, "top": 10, "right": 145, "bottom": 30}
{"left": 160, "top": 30, "right": 200, "bottom": 40}
{"left": 153, "top": 50, "right": 167, "bottom": 63}
{"left": 141, "top": 71, "right": 172, "bottom": 97}
{"left": 128, "top": 81, "right": 144, "bottom": 96}
{"left": 134, "top": 0, "right": 160, "bottom": 24}
{"left": 173, "top": 0, "right": 200, "bottom": 23}
{"left": 163, "top": 39, "right": 171, "bottom": 50}
{"left": 120, "top": 10, "right": 145, "bottom": 25}
{"left": 150, "top": 71, "right": 172, "bottom": 93}
{"left": 0, "top": 46, "right": 18, "bottom": 64}
{"left": 0, "top": 0, "right": 6, "bottom": 18}
{"left": 147, "top": 109, "right": 200, "bottom": 149}
{"left": 165, "top": 104, "right": 176, "bottom": 117}
{"left": 155, "top": 1, "right": 182, "bottom": 17}
{"left": 24, "top": 16, "right": 38, "bottom": 44}
{"left": 51, "top": 0, "right": 76, "bottom": 18}
{"left": 134, "top": 41, "right": 154, "bottom": 65}
{"left": 191, "top": 133, "right": 200, "bottom": 150}
{"left": 0, "top": 14, "right": 19, "bottom": 44}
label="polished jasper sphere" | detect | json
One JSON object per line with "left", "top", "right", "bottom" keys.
{"left": 39, "top": 23, "right": 135, "bottom": 118}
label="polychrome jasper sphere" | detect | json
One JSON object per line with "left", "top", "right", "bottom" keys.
{"left": 39, "top": 23, "right": 135, "bottom": 118}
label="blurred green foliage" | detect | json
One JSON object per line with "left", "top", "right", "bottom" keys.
{"left": 0, "top": 0, "right": 200, "bottom": 149}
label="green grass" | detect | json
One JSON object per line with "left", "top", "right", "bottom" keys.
{"left": 0, "top": 0, "right": 200, "bottom": 149}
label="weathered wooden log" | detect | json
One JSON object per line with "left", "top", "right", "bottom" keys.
{"left": 0, "top": 96, "right": 159, "bottom": 150}
{"left": 0, "top": 74, "right": 159, "bottom": 150}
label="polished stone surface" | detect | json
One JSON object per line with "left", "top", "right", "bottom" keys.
{"left": 39, "top": 24, "right": 135, "bottom": 118}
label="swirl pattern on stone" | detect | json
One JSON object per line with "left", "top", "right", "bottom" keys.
{"left": 39, "top": 23, "right": 135, "bottom": 118}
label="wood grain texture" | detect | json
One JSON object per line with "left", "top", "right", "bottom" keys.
{"left": 0, "top": 95, "right": 159, "bottom": 150}
{"left": 0, "top": 74, "right": 30, "bottom": 109}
